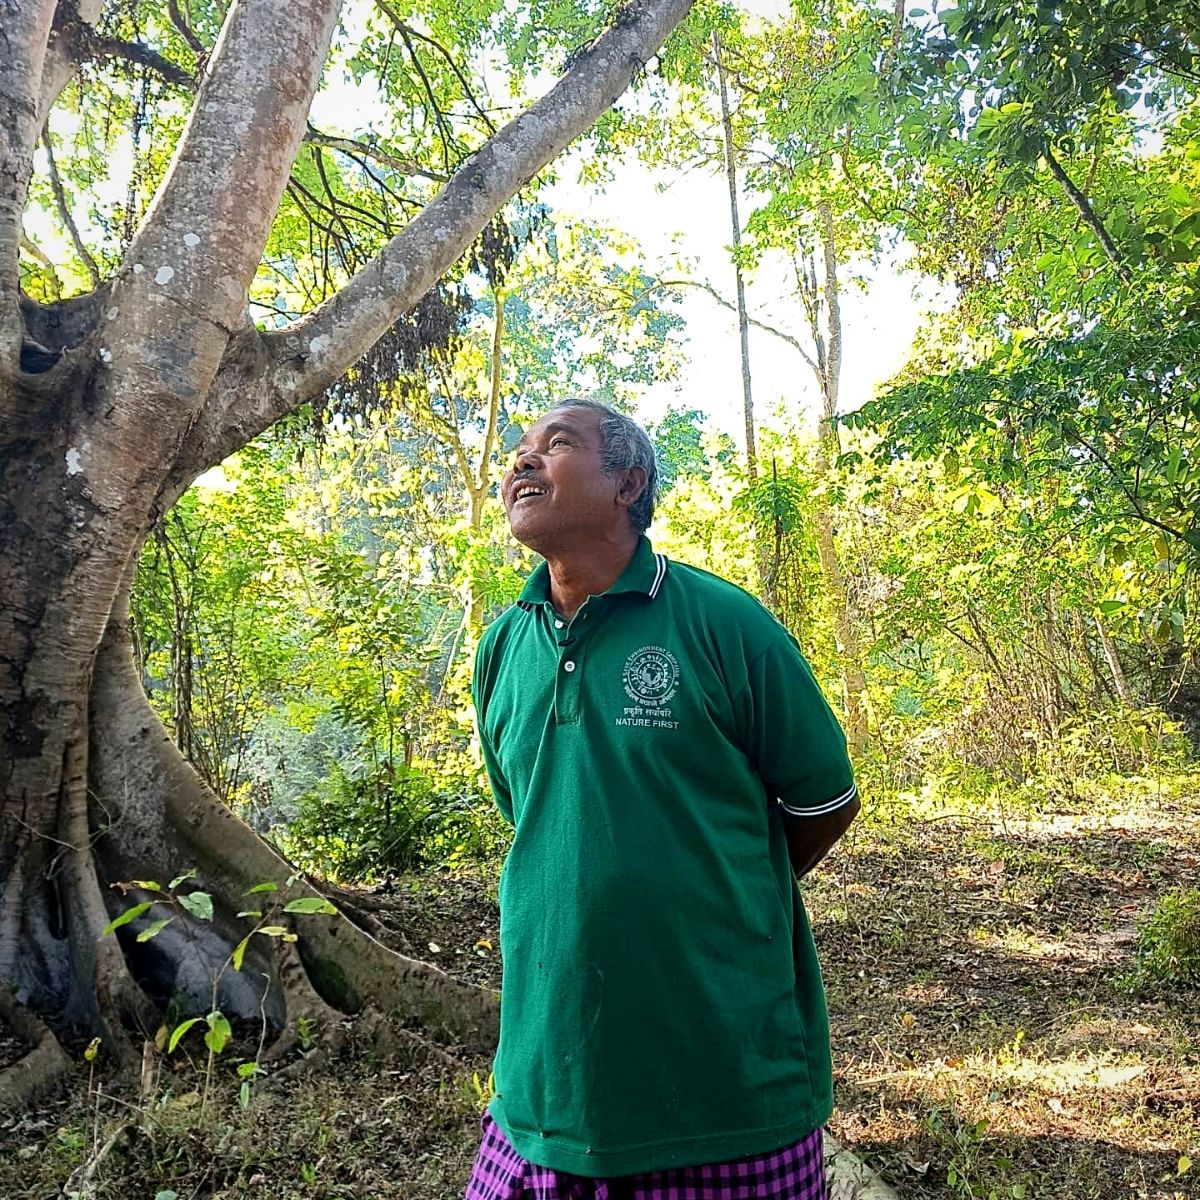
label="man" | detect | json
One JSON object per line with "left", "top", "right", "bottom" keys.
{"left": 467, "top": 399, "right": 859, "bottom": 1200}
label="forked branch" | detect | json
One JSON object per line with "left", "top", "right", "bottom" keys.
{"left": 263, "top": 0, "right": 695, "bottom": 410}
{"left": 167, "top": 0, "right": 695, "bottom": 486}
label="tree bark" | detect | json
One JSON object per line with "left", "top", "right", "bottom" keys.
{"left": 0, "top": 0, "right": 695, "bottom": 1079}
{"left": 810, "top": 204, "right": 868, "bottom": 754}
{"left": 1095, "top": 614, "right": 1136, "bottom": 708}
{"left": 712, "top": 32, "right": 756, "bottom": 479}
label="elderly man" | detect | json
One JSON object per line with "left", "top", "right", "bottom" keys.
{"left": 467, "top": 399, "right": 859, "bottom": 1200}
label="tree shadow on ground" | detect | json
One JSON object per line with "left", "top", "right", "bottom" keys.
{"left": 812, "top": 810, "right": 1199, "bottom": 1199}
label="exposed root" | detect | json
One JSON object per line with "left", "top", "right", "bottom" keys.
{"left": 320, "top": 883, "right": 413, "bottom": 954}
{"left": 264, "top": 938, "right": 348, "bottom": 1063}
{"left": 59, "top": 727, "right": 157, "bottom": 1072}
{"left": 355, "top": 1006, "right": 460, "bottom": 1070}
{"left": 0, "top": 832, "right": 30, "bottom": 981}
{"left": 262, "top": 1004, "right": 460, "bottom": 1091}
{"left": 92, "top": 610, "right": 500, "bottom": 1051}
{"left": 0, "top": 986, "right": 73, "bottom": 1110}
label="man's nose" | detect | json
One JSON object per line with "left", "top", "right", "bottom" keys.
{"left": 514, "top": 445, "right": 542, "bottom": 472}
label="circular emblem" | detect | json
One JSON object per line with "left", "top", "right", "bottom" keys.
{"left": 623, "top": 646, "right": 679, "bottom": 707}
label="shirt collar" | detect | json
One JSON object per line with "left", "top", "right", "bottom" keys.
{"left": 516, "top": 536, "right": 669, "bottom": 611}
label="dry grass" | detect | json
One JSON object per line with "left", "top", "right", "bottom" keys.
{"left": 813, "top": 780, "right": 1200, "bottom": 1199}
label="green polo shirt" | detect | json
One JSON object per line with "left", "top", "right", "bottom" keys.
{"left": 473, "top": 536, "right": 856, "bottom": 1177}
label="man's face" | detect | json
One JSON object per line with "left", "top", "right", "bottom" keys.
{"left": 501, "top": 407, "right": 636, "bottom": 552}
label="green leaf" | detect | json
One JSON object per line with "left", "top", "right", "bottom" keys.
{"left": 244, "top": 881, "right": 278, "bottom": 895}
{"left": 282, "top": 897, "right": 338, "bottom": 915}
{"left": 101, "top": 901, "right": 154, "bottom": 937}
{"left": 155, "top": 1192, "right": 180, "bottom": 1200}
{"left": 236, "top": 910, "right": 263, "bottom": 919}
{"left": 1166, "top": 444, "right": 1183, "bottom": 484}
{"left": 169, "top": 869, "right": 197, "bottom": 889}
{"left": 204, "top": 1011, "right": 232, "bottom": 1055}
{"left": 136, "top": 917, "right": 174, "bottom": 943}
{"left": 1097, "top": 599, "right": 1126, "bottom": 615}
{"left": 167, "top": 1017, "right": 203, "bottom": 1052}
{"left": 231, "top": 935, "right": 252, "bottom": 972}
{"left": 131, "top": 880, "right": 163, "bottom": 892}
{"left": 177, "top": 891, "right": 214, "bottom": 922}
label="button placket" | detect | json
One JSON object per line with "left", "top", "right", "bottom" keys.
{"left": 551, "top": 600, "right": 593, "bottom": 725}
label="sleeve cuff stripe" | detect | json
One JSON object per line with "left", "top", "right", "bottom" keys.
{"left": 778, "top": 784, "right": 858, "bottom": 818}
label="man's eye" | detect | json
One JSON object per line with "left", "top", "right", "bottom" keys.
{"left": 550, "top": 436, "right": 571, "bottom": 448}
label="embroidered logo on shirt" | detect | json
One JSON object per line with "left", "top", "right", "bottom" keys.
{"left": 622, "top": 646, "right": 679, "bottom": 707}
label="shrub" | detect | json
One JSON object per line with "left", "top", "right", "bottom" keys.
{"left": 1124, "top": 887, "right": 1200, "bottom": 991}
{"left": 275, "top": 764, "right": 510, "bottom": 883}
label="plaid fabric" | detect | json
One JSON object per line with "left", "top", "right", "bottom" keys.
{"left": 465, "top": 1113, "right": 827, "bottom": 1200}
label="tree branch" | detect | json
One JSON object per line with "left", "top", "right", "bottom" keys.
{"left": 1044, "top": 144, "right": 1132, "bottom": 284}
{"left": 431, "top": 359, "right": 476, "bottom": 489}
{"left": 34, "top": 1, "right": 102, "bottom": 130}
{"left": 392, "top": 17, "right": 457, "bottom": 173}
{"left": 43, "top": 123, "right": 102, "bottom": 288}
{"left": 89, "top": 34, "right": 195, "bottom": 90}
{"left": 819, "top": 201, "right": 842, "bottom": 435}
{"left": 167, "top": 0, "right": 207, "bottom": 58}
{"left": 254, "top": 0, "right": 695, "bottom": 420}
{"left": 648, "top": 277, "right": 821, "bottom": 374}
{"left": 376, "top": 7, "right": 497, "bottom": 136}
{"left": 0, "top": 0, "right": 59, "bottom": 366}
{"left": 303, "top": 124, "right": 449, "bottom": 182}
{"left": 93, "top": 0, "right": 341, "bottom": 470}
{"left": 309, "top": 144, "right": 395, "bottom": 236}
{"left": 19, "top": 231, "right": 63, "bottom": 299}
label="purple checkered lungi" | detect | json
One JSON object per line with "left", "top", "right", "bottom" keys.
{"left": 465, "top": 1113, "right": 827, "bottom": 1200}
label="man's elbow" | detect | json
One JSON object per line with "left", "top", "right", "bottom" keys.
{"left": 834, "top": 792, "right": 861, "bottom": 839}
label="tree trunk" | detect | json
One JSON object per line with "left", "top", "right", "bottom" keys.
{"left": 809, "top": 204, "right": 869, "bottom": 755}
{"left": 712, "top": 32, "right": 757, "bottom": 481}
{"left": 0, "top": 0, "right": 695, "bottom": 1082}
{"left": 813, "top": 511, "right": 869, "bottom": 755}
{"left": 1, "top": 405, "right": 497, "bottom": 1063}
{"left": 1096, "top": 614, "right": 1136, "bottom": 708}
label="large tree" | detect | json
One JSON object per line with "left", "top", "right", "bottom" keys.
{"left": 0, "top": 0, "right": 693, "bottom": 1096}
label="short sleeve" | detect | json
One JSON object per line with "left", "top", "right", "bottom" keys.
{"left": 740, "top": 631, "right": 857, "bottom": 818}
{"left": 472, "top": 635, "right": 515, "bottom": 826}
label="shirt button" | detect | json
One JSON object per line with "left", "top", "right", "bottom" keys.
{"left": 563, "top": 661, "right": 576, "bottom": 673}
{"left": 554, "top": 619, "right": 564, "bottom": 628}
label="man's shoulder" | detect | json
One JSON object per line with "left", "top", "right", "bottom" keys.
{"left": 478, "top": 603, "right": 524, "bottom": 655}
{"left": 664, "top": 560, "right": 781, "bottom": 625}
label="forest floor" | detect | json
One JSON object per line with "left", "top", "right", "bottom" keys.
{"left": 2, "top": 775, "right": 1198, "bottom": 1199}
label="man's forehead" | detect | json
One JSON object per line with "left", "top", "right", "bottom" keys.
{"left": 525, "top": 407, "right": 601, "bottom": 439}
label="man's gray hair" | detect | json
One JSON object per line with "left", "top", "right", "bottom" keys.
{"left": 552, "top": 398, "right": 659, "bottom": 533}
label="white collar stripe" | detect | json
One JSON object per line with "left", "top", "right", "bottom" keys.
{"left": 648, "top": 554, "right": 667, "bottom": 600}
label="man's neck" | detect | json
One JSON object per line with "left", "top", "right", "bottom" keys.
{"left": 542, "top": 531, "right": 640, "bottom": 621}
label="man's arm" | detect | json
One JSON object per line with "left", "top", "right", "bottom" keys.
{"left": 780, "top": 794, "right": 860, "bottom": 878}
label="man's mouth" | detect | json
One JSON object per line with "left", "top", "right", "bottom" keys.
{"left": 512, "top": 483, "right": 549, "bottom": 503}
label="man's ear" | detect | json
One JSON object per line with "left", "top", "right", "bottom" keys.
{"left": 616, "top": 466, "right": 649, "bottom": 510}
